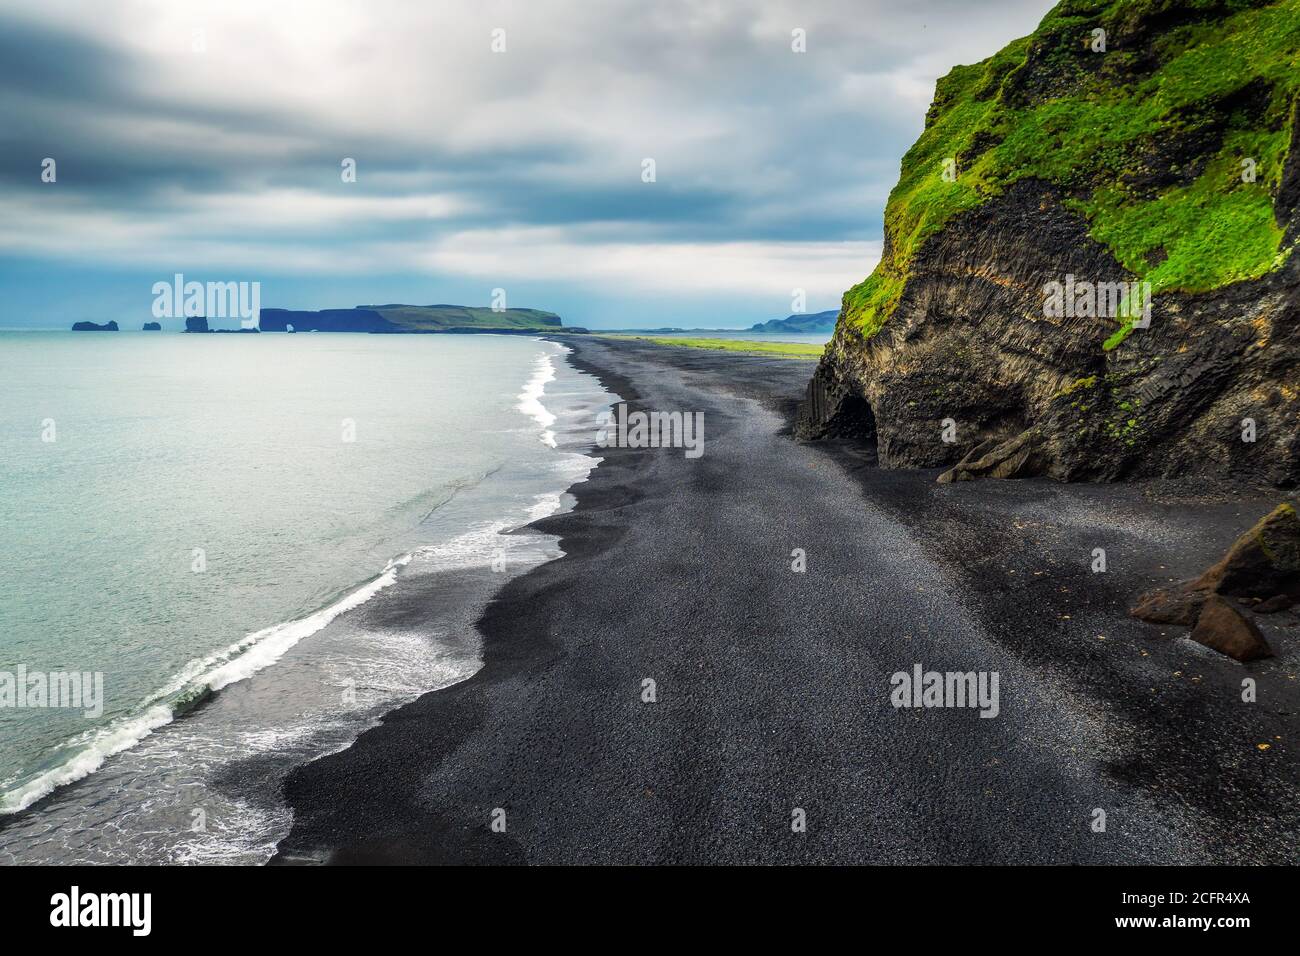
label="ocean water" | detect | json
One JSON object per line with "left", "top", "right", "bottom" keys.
{"left": 0, "top": 331, "right": 611, "bottom": 863}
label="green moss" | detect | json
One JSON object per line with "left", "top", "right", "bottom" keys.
{"left": 1104, "top": 414, "right": 1142, "bottom": 441}
{"left": 1056, "top": 374, "right": 1099, "bottom": 397}
{"left": 1102, "top": 323, "right": 1134, "bottom": 350}
{"left": 844, "top": 0, "right": 1300, "bottom": 343}
{"left": 843, "top": 268, "right": 908, "bottom": 339}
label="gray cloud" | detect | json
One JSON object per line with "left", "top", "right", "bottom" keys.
{"left": 0, "top": 0, "right": 1054, "bottom": 317}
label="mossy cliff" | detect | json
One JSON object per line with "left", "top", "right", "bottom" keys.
{"left": 798, "top": 0, "right": 1300, "bottom": 487}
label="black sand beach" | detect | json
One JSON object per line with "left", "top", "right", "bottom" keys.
{"left": 272, "top": 336, "right": 1299, "bottom": 865}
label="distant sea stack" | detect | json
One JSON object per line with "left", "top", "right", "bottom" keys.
{"left": 798, "top": 0, "right": 1300, "bottom": 489}
{"left": 750, "top": 309, "right": 838, "bottom": 334}
{"left": 72, "top": 321, "right": 118, "bottom": 332}
{"left": 184, "top": 317, "right": 209, "bottom": 333}
{"left": 258, "top": 304, "right": 579, "bottom": 333}
{"left": 143, "top": 322, "right": 162, "bottom": 331}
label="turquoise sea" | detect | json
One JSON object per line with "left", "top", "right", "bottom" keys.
{"left": 0, "top": 331, "right": 611, "bottom": 862}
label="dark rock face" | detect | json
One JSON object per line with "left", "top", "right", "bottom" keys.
{"left": 800, "top": 361, "right": 876, "bottom": 441}
{"left": 797, "top": 0, "right": 1300, "bottom": 490}
{"left": 71, "top": 321, "right": 118, "bottom": 331}
{"left": 142, "top": 322, "right": 162, "bottom": 331}
{"left": 797, "top": 179, "right": 1300, "bottom": 488}
{"left": 258, "top": 308, "right": 397, "bottom": 333}
{"left": 184, "top": 317, "right": 209, "bottom": 333}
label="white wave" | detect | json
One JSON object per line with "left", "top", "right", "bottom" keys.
{"left": 526, "top": 447, "right": 603, "bottom": 523}
{"left": 517, "top": 349, "right": 558, "bottom": 446}
{"left": 0, "top": 704, "right": 175, "bottom": 816}
{"left": 203, "top": 553, "right": 412, "bottom": 694}
{"left": 527, "top": 491, "right": 564, "bottom": 521}
{"left": 0, "top": 499, "right": 592, "bottom": 818}
{"left": 0, "top": 554, "right": 414, "bottom": 816}
{"left": 0, "top": 343, "right": 613, "bottom": 825}
{"left": 171, "top": 797, "right": 293, "bottom": 865}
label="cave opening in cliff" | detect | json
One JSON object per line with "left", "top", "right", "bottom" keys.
{"left": 830, "top": 392, "right": 878, "bottom": 460}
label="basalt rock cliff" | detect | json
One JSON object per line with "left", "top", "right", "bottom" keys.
{"left": 257, "top": 304, "right": 566, "bottom": 333}
{"left": 797, "top": 0, "right": 1300, "bottom": 488}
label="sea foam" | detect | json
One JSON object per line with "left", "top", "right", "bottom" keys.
{"left": 517, "top": 348, "right": 559, "bottom": 447}
{"left": 0, "top": 553, "right": 413, "bottom": 815}
{"left": 0, "top": 337, "right": 598, "bottom": 823}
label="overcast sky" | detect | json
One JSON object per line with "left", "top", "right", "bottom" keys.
{"left": 0, "top": 0, "right": 1053, "bottom": 329}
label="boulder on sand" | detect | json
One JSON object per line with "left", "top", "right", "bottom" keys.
{"left": 1189, "top": 596, "right": 1272, "bottom": 663}
{"left": 1131, "top": 503, "right": 1298, "bottom": 659}
{"left": 1194, "top": 503, "right": 1300, "bottom": 605}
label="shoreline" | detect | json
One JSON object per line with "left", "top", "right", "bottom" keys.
{"left": 0, "top": 337, "right": 607, "bottom": 863}
{"left": 270, "top": 335, "right": 1298, "bottom": 865}
{"left": 270, "top": 335, "right": 646, "bottom": 864}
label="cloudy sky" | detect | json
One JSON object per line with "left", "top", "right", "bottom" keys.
{"left": 0, "top": 0, "right": 1053, "bottom": 329}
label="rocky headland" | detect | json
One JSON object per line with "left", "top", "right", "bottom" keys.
{"left": 798, "top": 0, "right": 1299, "bottom": 490}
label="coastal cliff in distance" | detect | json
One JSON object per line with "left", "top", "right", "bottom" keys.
{"left": 798, "top": 0, "right": 1300, "bottom": 488}
{"left": 258, "top": 304, "right": 576, "bottom": 333}
{"left": 750, "top": 309, "right": 839, "bottom": 333}
{"left": 72, "top": 321, "right": 118, "bottom": 331}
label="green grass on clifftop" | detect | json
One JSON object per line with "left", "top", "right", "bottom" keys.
{"left": 845, "top": 0, "right": 1300, "bottom": 341}
{"left": 367, "top": 304, "right": 563, "bottom": 331}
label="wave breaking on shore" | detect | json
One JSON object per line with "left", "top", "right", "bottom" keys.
{"left": 0, "top": 340, "right": 613, "bottom": 851}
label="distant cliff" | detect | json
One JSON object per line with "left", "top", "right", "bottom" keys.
{"left": 72, "top": 321, "right": 117, "bottom": 331}
{"left": 750, "top": 310, "right": 838, "bottom": 333}
{"left": 798, "top": 0, "right": 1300, "bottom": 488}
{"left": 258, "top": 304, "right": 570, "bottom": 333}
{"left": 183, "top": 317, "right": 257, "bottom": 333}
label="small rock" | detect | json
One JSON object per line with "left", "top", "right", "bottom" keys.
{"left": 1189, "top": 595, "right": 1272, "bottom": 662}
{"left": 1253, "top": 593, "right": 1296, "bottom": 614}
{"left": 1131, "top": 585, "right": 1208, "bottom": 626}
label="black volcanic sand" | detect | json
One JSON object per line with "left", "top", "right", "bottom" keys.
{"left": 272, "top": 336, "right": 1299, "bottom": 865}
